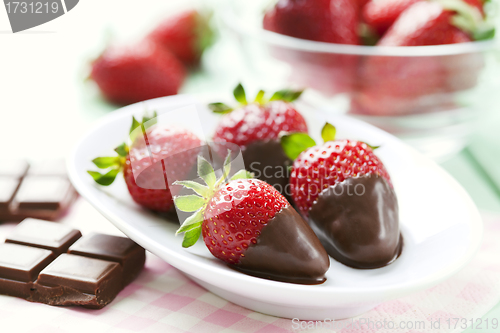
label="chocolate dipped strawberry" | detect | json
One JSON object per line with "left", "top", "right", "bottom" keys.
{"left": 210, "top": 84, "right": 307, "bottom": 198}
{"left": 282, "top": 123, "right": 402, "bottom": 269}
{"left": 88, "top": 114, "right": 202, "bottom": 213}
{"left": 174, "top": 153, "right": 329, "bottom": 284}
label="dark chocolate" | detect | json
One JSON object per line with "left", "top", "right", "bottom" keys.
{"left": 0, "top": 219, "right": 146, "bottom": 309}
{"left": 28, "top": 160, "right": 67, "bottom": 177}
{"left": 68, "top": 233, "right": 146, "bottom": 286}
{"left": 235, "top": 205, "right": 329, "bottom": 284}
{"left": 0, "top": 160, "right": 77, "bottom": 222}
{"left": 35, "top": 254, "right": 123, "bottom": 308}
{"left": 6, "top": 218, "right": 82, "bottom": 255}
{"left": 0, "top": 243, "right": 53, "bottom": 298}
{"left": 242, "top": 139, "right": 292, "bottom": 201}
{"left": 0, "top": 160, "right": 29, "bottom": 178}
{"left": 308, "top": 175, "right": 402, "bottom": 269}
{"left": 0, "top": 178, "right": 21, "bottom": 211}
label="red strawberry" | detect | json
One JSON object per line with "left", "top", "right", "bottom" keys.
{"left": 263, "top": 0, "right": 360, "bottom": 95}
{"left": 263, "top": 0, "right": 359, "bottom": 44}
{"left": 88, "top": 114, "right": 202, "bottom": 212}
{"left": 174, "top": 155, "right": 329, "bottom": 284}
{"left": 210, "top": 84, "right": 307, "bottom": 197}
{"left": 282, "top": 123, "right": 401, "bottom": 268}
{"left": 353, "top": 0, "right": 491, "bottom": 115}
{"left": 363, "top": 0, "right": 422, "bottom": 36}
{"left": 147, "top": 10, "right": 214, "bottom": 67}
{"left": 90, "top": 41, "right": 186, "bottom": 105}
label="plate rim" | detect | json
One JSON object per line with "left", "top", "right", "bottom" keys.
{"left": 67, "top": 94, "right": 484, "bottom": 305}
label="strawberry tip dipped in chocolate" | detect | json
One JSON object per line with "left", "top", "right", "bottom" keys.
{"left": 88, "top": 113, "right": 202, "bottom": 213}
{"left": 210, "top": 84, "right": 307, "bottom": 199}
{"left": 282, "top": 123, "right": 402, "bottom": 269}
{"left": 174, "top": 152, "right": 330, "bottom": 284}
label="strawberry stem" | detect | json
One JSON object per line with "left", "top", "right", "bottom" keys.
{"left": 174, "top": 151, "right": 253, "bottom": 248}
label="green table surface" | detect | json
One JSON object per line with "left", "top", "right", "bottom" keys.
{"left": 1, "top": 0, "right": 500, "bottom": 330}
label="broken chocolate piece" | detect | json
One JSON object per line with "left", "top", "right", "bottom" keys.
{"left": 35, "top": 254, "right": 123, "bottom": 308}
{"left": 0, "top": 219, "right": 146, "bottom": 308}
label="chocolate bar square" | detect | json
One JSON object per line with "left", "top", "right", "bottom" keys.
{"left": 0, "top": 160, "right": 29, "bottom": 178}
{"left": 0, "top": 178, "right": 20, "bottom": 211}
{"left": 68, "top": 233, "right": 146, "bottom": 285}
{"left": 6, "top": 218, "right": 82, "bottom": 255}
{"left": 0, "top": 243, "right": 53, "bottom": 282}
{"left": 0, "top": 219, "right": 146, "bottom": 309}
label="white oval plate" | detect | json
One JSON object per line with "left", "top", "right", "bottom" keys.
{"left": 68, "top": 94, "right": 483, "bottom": 320}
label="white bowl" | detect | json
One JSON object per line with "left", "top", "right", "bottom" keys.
{"left": 67, "top": 94, "right": 483, "bottom": 320}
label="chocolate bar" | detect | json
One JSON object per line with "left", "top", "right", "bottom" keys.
{"left": 0, "top": 160, "right": 77, "bottom": 222}
{"left": 0, "top": 219, "right": 146, "bottom": 309}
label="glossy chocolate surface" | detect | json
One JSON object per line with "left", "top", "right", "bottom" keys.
{"left": 68, "top": 233, "right": 146, "bottom": 285}
{"left": 0, "top": 160, "right": 29, "bottom": 178}
{"left": 242, "top": 139, "right": 292, "bottom": 200}
{"left": 0, "top": 160, "right": 77, "bottom": 222}
{"left": 6, "top": 218, "right": 82, "bottom": 255}
{"left": 0, "top": 178, "right": 20, "bottom": 210}
{"left": 0, "top": 243, "right": 53, "bottom": 282}
{"left": 308, "top": 175, "right": 402, "bottom": 269}
{"left": 0, "top": 219, "right": 146, "bottom": 309}
{"left": 235, "top": 205, "right": 329, "bottom": 284}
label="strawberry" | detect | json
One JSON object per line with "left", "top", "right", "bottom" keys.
{"left": 263, "top": 0, "right": 360, "bottom": 95}
{"left": 147, "top": 9, "right": 214, "bottom": 67}
{"left": 88, "top": 114, "right": 202, "bottom": 212}
{"left": 363, "top": 0, "right": 422, "bottom": 36}
{"left": 90, "top": 41, "right": 186, "bottom": 106}
{"left": 353, "top": 0, "right": 493, "bottom": 115}
{"left": 174, "top": 153, "right": 329, "bottom": 284}
{"left": 263, "top": 0, "right": 359, "bottom": 44}
{"left": 209, "top": 84, "right": 307, "bottom": 197}
{"left": 281, "top": 123, "right": 401, "bottom": 268}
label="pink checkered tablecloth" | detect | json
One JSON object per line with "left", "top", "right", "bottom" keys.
{"left": 1, "top": 200, "right": 500, "bottom": 333}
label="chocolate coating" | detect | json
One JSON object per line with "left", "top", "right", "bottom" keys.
{"left": 235, "top": 205, "right": 329, "bottom": 284}
{"left": 242, "top": 139, "right": 292, "bottom": 200}
{"left": 308, "top": 175, "right": 402, "bottom": 269}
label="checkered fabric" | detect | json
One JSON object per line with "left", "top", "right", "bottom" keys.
{"left": 1, "top": 213, "right": 500, "bottom": 333}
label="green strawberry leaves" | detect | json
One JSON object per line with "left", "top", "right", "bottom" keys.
{"left": 198, "top": 155, "right": 217, "bottom": 188}
{"left": 233, "top": 83, "right": 247, "bottom": 105}
{"left": 280, "top": 133, "right": 317, "bottom": 161}
{"left": 208, "top": 102, "right": 233, "bottom": 114}
{"left": 270, "top": 89, "right": 303, "bottom": 103}
{"left": 174, "top": 195, "right": 206, "bottom": 212}
{"left": 114, "top": 143, "right": 129, "bottom": 157}
{"left": 87, "top": 168, "right": 121, "bottom": 186}
{"left": 321, "top": 123, "right": 336, "bottom": 142}
{"left": 440, "top": 0, "right": 496, "bottom": 41}
{"left": 209, "top": 83, "right": 304, "bottom": 115}
{"left": 88, "top": 112, "right": 157, "bottom": 187}
{"left": 174, "top": 152, "right": 253, "bottom": 248}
